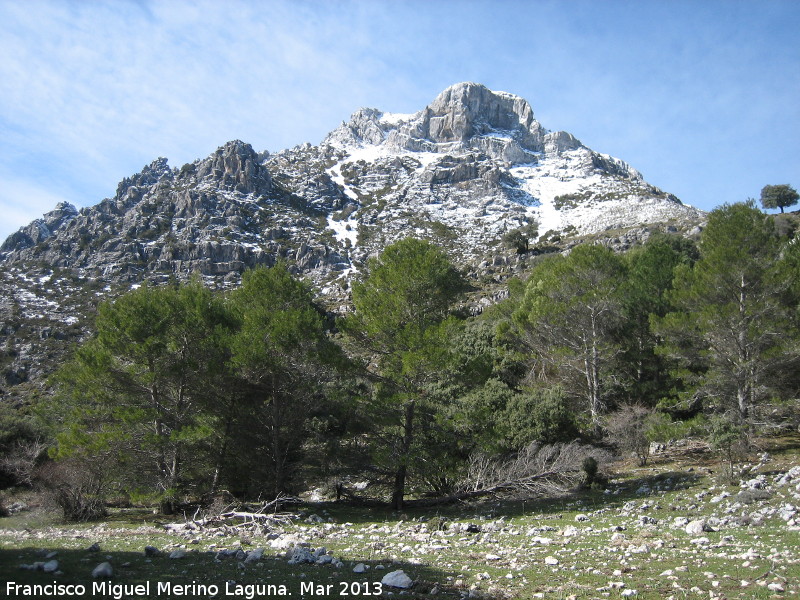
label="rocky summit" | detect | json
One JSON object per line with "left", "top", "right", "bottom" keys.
{"left": 0, "top": 83, "right": 703, "bottom": 399}
{"left": 2, "top": 82, "right": 702, "bottom": 292}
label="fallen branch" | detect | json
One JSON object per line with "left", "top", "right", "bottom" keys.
{"left": 164, "top": 495, "right": 300, "bottom": 533}
{"left": 407, "top": 441, "right": 611, "bottom": 507}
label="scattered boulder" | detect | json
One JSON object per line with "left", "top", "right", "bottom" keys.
{"left": 243, "top": 548, "right": 264, "bottom": 564}
{"left": 144, "top": 545, "right": 160, "bottom": 557}
{"left": 92, "top": 562, "right": 113, "bottom": 579}
{"left": 42, "top": 560, "right": 59, "bottom": 573}
{"left": 777, "top": 466, "right": 800, "bottom": 486}
{"left": 353, "top": 563, "right": 367, "bottom": 573}
{"left": 685, "top": 519, "right": 712, "bottom": 535}
{"left": 672, "top": 516, "right": 690, "bottom": 529}
{"left": 287, "top": 546, "right": 316, "bottom": 565}
{"left": 736, "top": 489, "right": 772, "bottom": 504}
{"left": 381, "top": 569, "right": 413, "bottom": 589}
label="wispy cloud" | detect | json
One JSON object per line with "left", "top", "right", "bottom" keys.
{"left": 0, "top": 0, "right": 798, "bottom": 241}
{"left": 0, "top": 173, "right": 76, "bottom": 235}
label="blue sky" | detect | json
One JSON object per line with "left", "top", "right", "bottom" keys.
{"left": 1, "top": 0, "right": 798, "bottom": 242}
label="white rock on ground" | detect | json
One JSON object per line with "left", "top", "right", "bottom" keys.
{"left": 381, "top": 569, "right": 413, "bottom": 589}
{"left": 42, "top": 560, "right": 59, "bottom": 573}
{"left": 92, "top": 562, "right": 113, "bottom": 578}
{"left": 685, "top": 519, "right": 710, "bottom": 535}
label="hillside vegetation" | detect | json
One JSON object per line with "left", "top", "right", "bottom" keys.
{"left": 1, "top": 202, "right": 800, "bottom": 598}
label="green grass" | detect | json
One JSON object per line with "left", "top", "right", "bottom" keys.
{"left": 2, "top": 438, "right": 799, "bottom": 598}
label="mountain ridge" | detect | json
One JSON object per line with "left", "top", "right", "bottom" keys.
{"left": 0, "top": 82, "right": 706, "bottom": 402}
{"left": 1, "top": 82, "right": 703, "bottom": 295}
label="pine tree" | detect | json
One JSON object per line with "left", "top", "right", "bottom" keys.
{"left": 346, "top": 238, "right": 467, "bottom": 509}
{"left": 227, "top": 264, "right": 344, "bottom": 496}
{"left": 619, "top": 234, "right": 697, "bottom": 405}
{"left": 654, "top": 202, "right": 795, "bottom": 423}
{"left": 52, "top": 279, "right": 232, "bottom": 512}
{"left": 513, "top": 244, "right": 626, "bottom": 432}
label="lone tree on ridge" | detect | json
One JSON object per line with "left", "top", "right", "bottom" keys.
{"left": 760, "top": 184, "right": 799, "bottom": 214}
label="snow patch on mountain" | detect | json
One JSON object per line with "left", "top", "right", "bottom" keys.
{"left": 1, "top": 82, "right": 703, "bottom": 304}
{"left": 327, "top": 214, "right": 359, "bottom": 248}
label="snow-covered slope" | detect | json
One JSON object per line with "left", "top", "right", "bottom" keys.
{"left": 1, "top": 82, "right": 703, "bottom": 299}
{"left": 319, "top": 82, "right": 700, "bottom": 259}
{"left": 0, "top": 82, "right": 706, "bottom": 401}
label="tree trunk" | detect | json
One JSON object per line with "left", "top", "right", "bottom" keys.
{"left": 737, "top": 273, "right": 750, "bottom": 422}
{"left": 271, "top": 395, "right": 284, "bottom": 497}
{"left": 391, "top": 400, "right": 416, "bottom": 510}
{"left": 210, "top": 413, "right": 234, "bottom": 495}
{"left": 588, "top": 312, "right": 602, "bottom": 435}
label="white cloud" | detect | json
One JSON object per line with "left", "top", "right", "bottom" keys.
{"left": 0, "top": 175, "right": 75, "bottom": 242}
{"left": 0, "top": 0, "right": 797, "bottom": 242}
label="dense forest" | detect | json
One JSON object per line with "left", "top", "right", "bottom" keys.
{"left": 3, "top": 201, "right": 800, "bottom": 517}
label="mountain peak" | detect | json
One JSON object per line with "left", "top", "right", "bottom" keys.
{"left": 324, "top": 83, "right": 571, "bottom": 163}
{"left": 195, "top": 140, "right": 271, "bottom": 195}
{"left": 426, "top": 82, "right": 537, "bottom": 139}
{"left": 1, "top": 83, "right": 702, "bottom": 293}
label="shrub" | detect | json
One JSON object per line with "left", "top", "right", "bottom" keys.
{"left": 36, "top": 460, "right": 108, "bottom": 522}
{"left": 708, "top": 413, "right": 749, "bottom": 482}
{"left": 604, "top": 404, "right": 668, "bottom": 466}
{"left": 582, "top": 456, "right": 598, "bottom": 486}
{"left": 500, "top": 386, "right": 578, "bottom": 447}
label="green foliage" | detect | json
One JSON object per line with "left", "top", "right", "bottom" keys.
{"left": 514, "top": 244, "right": 626, "bottom": 431}
{"left": 618, "top": 234, "right": 698, "bottom": 406}
{"left": 708, "top": 413, "right": 749, "bottom": 481}
{"left": 498, "top": 386, "right": 577, "bottom": 448}
{"left": 51, "top": 279, "right": 235, "bottom": 511}
{"left": 760, "top": 183, "right": 799, "bottom": 213}
{"left": 226, "top": 264, "right": 345, "bottom": 496}
{"left": 0, "top": 404, "right": 41, "bottom": 453}
{"left": 646, "top": 412, "right": 708, "bottom": 441}
{"left": 581, "top": 456, "right": 598, "bottom": 486}
{"left": 33, "top": 208, "right": 800, "bottom": 513}
{"left": 653, "top": 202, "right": 798, "bottom": 423}
{"left": 502, "top": 220, "right": 538, "bottom": 254}
{"left": 346, "top": 238, "right": 468, "bottom": 508}
{"left": 350, "top": 238, "right": 466, "bottom": 349}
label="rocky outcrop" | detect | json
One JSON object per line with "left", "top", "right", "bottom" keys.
{"left": 1, "top": 82, "right": 704, "bottom": 311}
{"left": 115, "top": 157, "right": 173, "bottom": 203}
{"left": 413, "top": 82, "right": 545, "bottom": 147}
{"left": 0, "top": 202, "right": 78, "bottom": 253}
{"left": 195, "top": 140, "right": 272, "bottom": 195}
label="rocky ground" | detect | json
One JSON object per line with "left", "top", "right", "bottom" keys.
{"left": 1, "top": 438, "right": 799, "bottom": 599}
